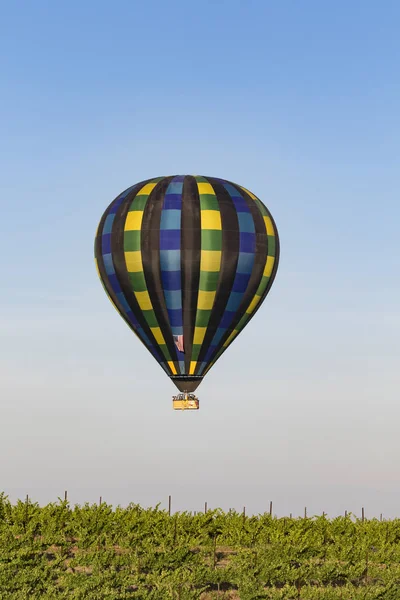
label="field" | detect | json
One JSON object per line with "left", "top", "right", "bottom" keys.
{"left": 0, "top": 494, "right": 399, "bottom": 599}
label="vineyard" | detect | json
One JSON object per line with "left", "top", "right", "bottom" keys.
{"left": 0, "top": 494, "right": 399, "bottom": 599}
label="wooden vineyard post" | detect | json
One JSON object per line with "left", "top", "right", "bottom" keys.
{"left": 168, "top": 495, "right": 172, "bottom": 516}
{"left": 64, "top": 490, "right": 68, "bottom": 502}
{"left": 269, "top": 501, "right": 273, "bottom": 517}
{"left": 99, "top": 496, "right": 102, "bottom": 506}
{"left": 205, "top": 502, "right": 208, "bottom": 514}
{"left": 304, "top": 507, "right": 307, "bottom": 519}
{"left": 213, "top": 535, "right": 217, "bottom": 570}
{"left": 243, "top": 506, "right": 246, "bottom": 520}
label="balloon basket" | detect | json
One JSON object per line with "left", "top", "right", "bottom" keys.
{"left": 172, "top": 393, "right": 199, "bottom": 411}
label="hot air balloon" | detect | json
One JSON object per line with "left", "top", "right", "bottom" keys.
{"left": 94, "top": 175, "right": 279, "bottom": 410}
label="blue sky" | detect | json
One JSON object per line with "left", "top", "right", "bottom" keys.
{"left": 1, "top": 1, "right": 399, "bottom": 517}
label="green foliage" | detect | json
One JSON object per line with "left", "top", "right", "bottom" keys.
{"left": 0, "top": 495, "right": 399, "bottom": 599}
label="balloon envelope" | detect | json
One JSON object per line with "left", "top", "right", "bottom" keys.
{"left": 94, "top": 175, "right": 279, "bottom": 392}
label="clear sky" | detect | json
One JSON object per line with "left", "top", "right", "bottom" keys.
{"left": 1, "top": 1, "right": 399, "bottom": 518}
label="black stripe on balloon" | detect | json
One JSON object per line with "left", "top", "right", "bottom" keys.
{"left": 203, "top": 180, "right": 268, "bottom": 364}
{"left": 207, "top": 194, "right": 280, "bottom": 372}
{"left": 110, "top": 181, "right": 166, "bottom": 365}
{"left": 258, "top": 204, "right": 280, "bottom": 295}
{"left": 94, "top": 183, "right": 147, "bottom": 338}
{"left": 181, "top": 175, "right": 201, "bottom": 374}
{"left": 194, "top": 177, "right": 240, "bottom": 373}
{"left": 245, "top": 204, "right": 280, "bottom": 317}
{"left": 141, "top": 176, "right": 182, "bottom": 372}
